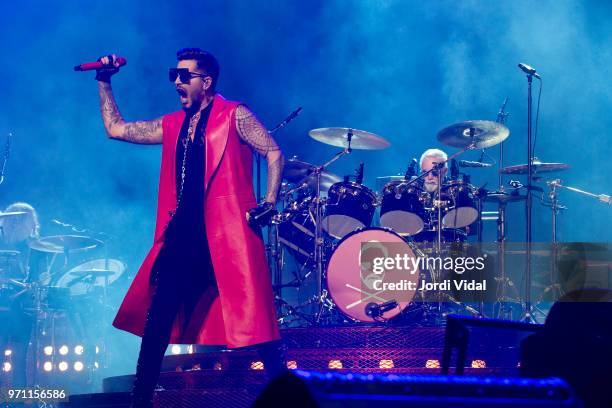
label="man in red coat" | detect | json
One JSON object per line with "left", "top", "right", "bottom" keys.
{"left": 95, "top": 48, "right": 284, "bottom": 407}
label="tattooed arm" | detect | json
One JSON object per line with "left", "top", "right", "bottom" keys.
{"left": 97, "top": 82, "right": 163, "bottom": 144}
{"left": 235, "top": 104, "right": 284, "bottom": 204}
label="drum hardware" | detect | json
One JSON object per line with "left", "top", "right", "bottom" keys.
{"left": 0, "top": 211, "right": 27, "bottom": 218}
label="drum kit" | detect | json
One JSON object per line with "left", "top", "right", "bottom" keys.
{"left": 0, "top": 212, "right": 125, "bottom": 378}
{"left": 270, "top": 114, "right": 609, "bottom": 326}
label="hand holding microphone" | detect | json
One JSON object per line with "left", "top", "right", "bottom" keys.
{"left": 74, "top": 54, "right": 127, "bottom": 83}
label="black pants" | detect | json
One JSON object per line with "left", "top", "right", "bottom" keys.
{"left": 131, "top": 228, "right": 284, "bottom": 407}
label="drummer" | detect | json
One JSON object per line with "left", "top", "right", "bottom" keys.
{"left": 419, "top": 148, "right": 448, "bottom": 193}
{"left": 0, "top": 201, "right": 40, "bottom": 388}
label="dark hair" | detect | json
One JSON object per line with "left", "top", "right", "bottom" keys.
{"left": 176, "top": 48, "right": 220, "bottom": 91}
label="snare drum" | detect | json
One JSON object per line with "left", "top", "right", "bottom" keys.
{"left": 441, "top": 180, "right": 478, "bottom": 228}
{"left": 326, "top": 228, "right": 420, "bottom": 322}
{"left": 379, "top": 180, "right": 429, "bottom": 236}
{"left": 323, "top": 182, "right": 377, "bottom": 239}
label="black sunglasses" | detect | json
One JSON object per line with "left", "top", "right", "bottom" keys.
{"left": 169, "top": 68, "right": 209, "bottom": 83}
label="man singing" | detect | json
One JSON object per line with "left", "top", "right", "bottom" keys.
{"left": 94, "top": 48, "right": 284, "bottom": 407}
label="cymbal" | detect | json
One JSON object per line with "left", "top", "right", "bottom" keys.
{"left": 283, "top": 158, "right": 341, "bottom": 190}
{"left": 437, "top": 120, "right": 510, "bottom": 149}
{"left": 484, "top": 190, "right": 527, "bottom": 203}
{"left": 499, "top": 161, "right": 571, "bottom": 175}
{"left": 309, "top": 128, "right": 390, "bottom": 150}
{"left": 29, "top": 235, "right": 103, "bottom": 253}
{"left": 0, "top": 211, "right": 27, "bottom": 219}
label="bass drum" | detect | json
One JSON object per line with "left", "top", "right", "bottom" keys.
{"left": 322, "top": 182, "right": 377, "bottom": 239}
{"left": 326, "top": 228, "right": 420, "bottom": 322}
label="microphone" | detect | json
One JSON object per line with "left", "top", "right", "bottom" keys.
{"left": 458, "top": 160, "right": 493, "bottom": 168}
{"left": 268, "top": 107, "right": 302, "bottom": 133}
{"left": 404, "top": 158, "right": 417, "bottom": 180}
{"left": 364, "top": 300, "right": 398, "bottom": 319}
{"left": 74, "top": 57, "right": 127, "bottom": 71}
{"left": 356, "top": 162, "right": 364, "bottom": 184}
{"left": 518, "top": 63, "right": 541, "bottom": 79}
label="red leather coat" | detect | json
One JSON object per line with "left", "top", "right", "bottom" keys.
{"left": 113, "top": 94, "right": 280, "bottom": 348}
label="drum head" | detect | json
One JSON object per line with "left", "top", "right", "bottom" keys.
{"left": 56, "top": 258, "right": 126, "bottom": 297}
{"left": 380, "top": 211, "right": 425, "bottom": 236}
{"left": 326, "top": 228, "right": 420, "bottom": 322}
{"left": 442, "top": 207, "right": 478, "bottom": 228}
{"left": 322, "top": 215, "right": 365, "bottom": 239}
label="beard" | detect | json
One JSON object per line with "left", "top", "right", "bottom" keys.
{"left": 423, "top": 180, "right": 439, "bottom": 193}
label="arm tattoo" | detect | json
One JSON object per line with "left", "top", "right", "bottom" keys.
{"left": 265, "top": 154, "right": 285, "bottom": 204}
{"left": 123, "top": 119, "right": 162, "bottom": 144}
{"left": 98, "top": 82, "right": 124, "bottom": 130}
{"left": 235, "top": 105, "right": 281, "bottom": 156}
{"left": 98, "top": 82, "right": 162, "bottom": 144}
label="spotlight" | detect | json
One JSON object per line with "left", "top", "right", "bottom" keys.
{"left": 58, "top": 345, "right": 69, "bottom": 356}
{"left": 4, "top": 349, "right": 12, "bottom": 357}
{"left": 425, "top": 359, "right": 440, "bottom": 369}
{"left": 287, "top": 360, "right": 298, "bottom": 370}
{"left": 94, "top": 362, "right": 99, "bottom": 369}
{"left": 58, "top": 361, "right": 68, "bottom": 372}
{"left": 328, "top": 359, "right": 343, "bottom": 369}
{"left": 187, "top": 345, "right": 194, "bottom": 354}
{"left": 379, "top": 359, "right": 394, "bottom": 369}
{"left": 170, "top": 345, "right": 182, "bottom": 355}
{"left": 43, "top": 362, "right": 53, "bottom": 372}
{"left": 43, "top": 346, "right": 53, "bottom": 356}
{"left": 2, "top": 362, "right": 11, "bottom": 372}
{"left": 95, "top": 346, "right": 100, "bottom": 354}
{"left": 213, "top": 362, "right": 223, "bottom": 370}
{"left": 74, "top": 361, "right": 84, "bottom": 372}
{"left": 471, "top": 359, "right": 486, "bottom": 368}
{"left": 74, "top": 345, "right": 84, "bottom": 355}
{"left": 250, "top": 361, "right": 264, "bottom": 370}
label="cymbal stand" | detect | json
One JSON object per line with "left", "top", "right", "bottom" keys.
{"left": 312, "top": 133, "right": 353, "bottom": 323}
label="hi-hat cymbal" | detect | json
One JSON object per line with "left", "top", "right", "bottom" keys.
{"left": 484, "top": 190, "right": 527, "bottom": 203}
{"left": 283, "top": 158, "right": 341, "bottom": 191}
{"left": 499, "top": 161, "right": 571, "bottom": 175}
{"left": 309, "top": 128, "right": 390, "bottom": 150}
{"left": 29, "top": 235, "right": 103, "bottom": 253}
{"left": 437, "top": 120, "right": 510, "bottom": 149}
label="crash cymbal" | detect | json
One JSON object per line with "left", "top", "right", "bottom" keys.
{"left": 0, "top": 211, "right": 27, "bottom": 219}
{"left": 69, "top": 269, "right": 115, "bottom": 276}
{"left": 484, "top": 190, "right": 527, "bottom": 203}
{"left": 499, "top": 160, "right": 571, "bottom": 175}
{"left": 375, "top": 175, "right": 406, "bottom": 190}
{"left": 298, "top": 171, "right": 342, "bottom": 191}
{"left": 309, "top": 127, "right": 390, "bottom": 150}
{"left": 29, "top": 235, "right": 103, "bottom": 253}
{"left": 437, "top": 120, "right": 510, "bottom": 149}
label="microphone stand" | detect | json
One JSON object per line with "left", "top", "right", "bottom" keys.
{"left": 523, "top": 73, "right": 536, "bottom": 322}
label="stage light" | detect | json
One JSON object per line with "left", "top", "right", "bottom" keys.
{"left": 425, "top": 359, "right": 440, "bottom": 369}
{"left": 94, "top": 362, "right": 99, "bottom": 369}
{"left": 213, "top": 362, "right": 222, "bottom": 370}
{"left": 250, "top": 361, "right": 264, "bottom": 370}
{"left": 2, "top": 362, "right": 11, "bottom": 372}
{"left": 187, "top": 345, "right": 194, "bottom": 354}
{"left": 74, "top": 361, "right": 84, "bottom": 372}
{"left": 74, "top": 345, "right": 84, "bottom": 355}
{"left": 58, "top": 361, "right": 68, "bottom": 372}
{"left": 471, "top": 359, "right": 486, "bottom": 368}
{"left": 328, "top": 359, "right": 343, "bottom": 369}
{"left": 379, "top": 359, "right": 394, "bottom": 369}
{"left": 43, "top": 346, "right": 53, "bottom": 356}
{"left": 58, "top": 345, "right": 69, "bottom": 356}
{"left": 4, "top": 349, "right": 12, "bottom": 357}
{"left": 95, "top": 346, "right": 100, "bottom": 354}
{"left": 171, "top": 345, "right": 182, "bottom": 355}
{"left": 43, "top": 362, "right": 53, "bottom": 372}
{"left": 287, "top": 360, "right": 298, "bottom": 370}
